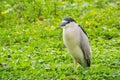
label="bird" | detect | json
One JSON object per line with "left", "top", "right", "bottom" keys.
{"left": 60, "top": 17, "right": 91, "bottom": 69}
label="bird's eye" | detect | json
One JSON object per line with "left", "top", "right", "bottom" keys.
{"left": 62, "top": 20, "right": 67, "bottom": 24}
{"left": 62, "top": 20, "right": 70, "bottom": 25}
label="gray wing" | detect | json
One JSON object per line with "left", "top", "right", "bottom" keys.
{"left": 79, "top": 27, "right": 91, "bottom": 67}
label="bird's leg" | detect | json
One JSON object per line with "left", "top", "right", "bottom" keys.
{"left": 74, "top": 59, "right": 77, "bottom": 71}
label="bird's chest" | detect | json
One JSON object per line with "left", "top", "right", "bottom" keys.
{"left": 63, "top": 28, "right": 80, "bottom": 49}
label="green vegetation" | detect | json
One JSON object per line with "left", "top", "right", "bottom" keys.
{"left": 0, "top": 0, "right": 120, "bottom": 79}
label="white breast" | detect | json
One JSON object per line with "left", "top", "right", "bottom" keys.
{"left": 63, "top": 24, "right": 80, "bottom": 49}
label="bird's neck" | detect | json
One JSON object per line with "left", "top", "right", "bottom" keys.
{"left": 63, "top": 22, "right": 78, "bottom": 29}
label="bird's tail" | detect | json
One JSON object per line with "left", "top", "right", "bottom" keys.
{"left": 86, "top": 59, "right": 90, "bottom": 67}
{"left": 78, "top": 59, "right": 90, "bottom": 68}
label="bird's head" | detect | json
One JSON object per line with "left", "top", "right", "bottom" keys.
{"left": 60, "top": 17, "right": 76, "bottom": 28}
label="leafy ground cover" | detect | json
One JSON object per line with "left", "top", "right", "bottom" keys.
{"left": 0, "top": 0, "right": 120, "bottom": 80}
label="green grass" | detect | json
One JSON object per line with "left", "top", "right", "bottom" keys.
{"left": 0, "top": 0, "right": 120, "bottom": 80}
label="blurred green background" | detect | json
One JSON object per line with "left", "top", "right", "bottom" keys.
{"left": 0, "top": 0, "right": 120, "bottom": 79}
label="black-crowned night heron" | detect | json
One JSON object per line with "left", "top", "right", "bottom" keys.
{"left": 60, "top": 17, "right": 91, "bottom": 69}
